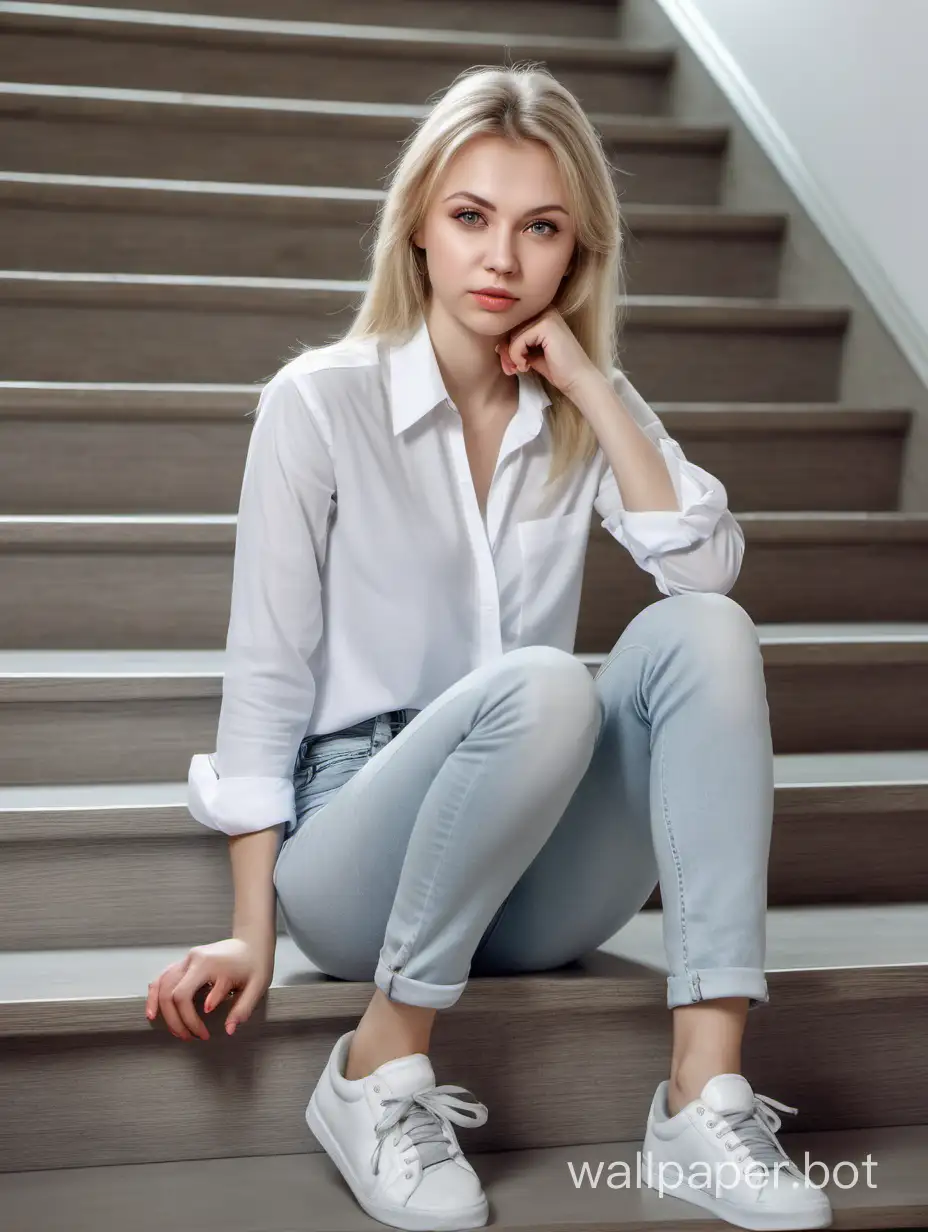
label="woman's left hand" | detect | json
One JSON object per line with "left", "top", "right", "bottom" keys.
{"left": 495, "top": 306, "right": 601, "bottom": 400}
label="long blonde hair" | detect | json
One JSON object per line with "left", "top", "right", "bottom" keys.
{"left": 336, "top": 63, "right": 626, "bottom": 488}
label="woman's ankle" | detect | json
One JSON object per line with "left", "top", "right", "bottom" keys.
{"left": 345, "top": 990, "right": 437, "bottom": 1080}
{"left": 345, "top": 1037, "right": 420, "bottom": 1080}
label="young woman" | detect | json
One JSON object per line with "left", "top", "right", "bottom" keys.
{"left": 146, "top": 65, "right": 831, "bottom": 1232}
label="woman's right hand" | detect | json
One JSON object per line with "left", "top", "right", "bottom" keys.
{"left": 145, "top": 936, "right": 275, "bottom": 1041}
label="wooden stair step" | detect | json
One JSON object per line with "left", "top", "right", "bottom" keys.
{"left": 0, "top": 382, "right": 909, "bottom": 514}
{"left": 4, "top": 904, "right": 924, "bottom": 1022}
{"left": 0, "top": 4, "right": 674, "bottom": 113}
{"left": 0, "top": 907, "right": 925, "bottom": 1170}
{"left": 0, "top": 630, "right": 926, "bottom": 783}
{"left": 0, "top": 82, "right": 728, "bottom": 204}
{"left": 67, "top": 0, "right": 627, "bottom": 39}
{"left": 1, "top": 1123, "right": 925, "bottom": 1232}
{"left": 0, "top": 172, "right": 787, "bottom": 297}
{"left": 1, "top": 514, "right": 925, "bottom": 649}
{"left": 3, "top": 749, "right": 924, "bottom": 949}
{"left": 0, "top": 272, "right": 847, "bottom": 396}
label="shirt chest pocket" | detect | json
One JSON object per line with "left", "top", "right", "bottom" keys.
{"left": 516, "top": 509, "right": 592, "bottom": 649}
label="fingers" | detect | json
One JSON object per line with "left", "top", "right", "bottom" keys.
{"left": 226, "top": 979, "right": 261, "bottom": 1036}
{"left": 204, "top": 978, "right": 231, "bottom": 1017}
{"left": 495, "top": 343, "right": 517, "bottom": 375}
{"left": 159, "top": 987, "right": 199, "bottom": 1041}
{"left": 146, "top": 962, "right": 252, "bottom": 1042}
{"left": 146, "top": 978, "right": 160, "bottom": 1022}
{"left": 146, "top": 971, "right": 191, "bottom": 1038}
{"left": 170, "top": 971, "right": 209, "bottom": 1041}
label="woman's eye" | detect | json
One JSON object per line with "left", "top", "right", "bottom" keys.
{"left": 453, "top": 210, "right": 557, "bottom": 235}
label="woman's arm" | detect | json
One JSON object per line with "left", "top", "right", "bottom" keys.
{"left": 187, "top": 367, "right": 336, "bottom": 839}
{"left": 229, "top": 827, "right": 283, "bottom": 946}
{"left": 592, "top": 367, "right": 745, "bottom": 595}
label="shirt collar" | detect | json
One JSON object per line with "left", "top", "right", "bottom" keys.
{"left": 388, "top": 313, "right": 552, "bottom": 443}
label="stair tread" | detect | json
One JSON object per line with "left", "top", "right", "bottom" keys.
{"left": 0, "top": 81, "right": 722, "bottom": 138}
{"left": 0, "top": 385, "right": 913, "bottom": 436}
{"left": 2, "top": 749, "right": 927, "bottom": 814}
{"left": 0, "top": 3, "right": 672, "bottom": 61}
{"left": 2, "top": 382, "right": 894, "bottom": 403}
{"left": 0, "top": 1122, "right": 924, "bottom": 1231}
{"left": 2, "top": 627, "right": 928, "bottom": 677}
{"left": 1, "top": 904, "right": 925, "bottom": 1006}
{"left": 5, "top": 512, "right": 928, "bottom": 531}
{"left": 0, "top": 271, "right": 850, "bottom": 323}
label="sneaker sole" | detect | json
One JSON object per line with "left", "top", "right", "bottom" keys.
{"left": 306, "top": 1090, "right": 490, "bottom": 1232}
{"left": 642, "top": 1147, "right": 832, "bottom": 1231}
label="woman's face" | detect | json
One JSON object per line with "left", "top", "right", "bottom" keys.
{"left": 413, "top": 134, "right": 578, "bottom": 337}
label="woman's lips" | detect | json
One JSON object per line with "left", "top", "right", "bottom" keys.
{"left": 471, "top": 291, "right": 518, "bottom": 311}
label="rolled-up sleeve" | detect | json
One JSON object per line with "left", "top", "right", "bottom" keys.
{"left": 187, "top": 368, "right": 335, "bottom": 836}
{"left": 593, "top": 368, "right": 745, "bottom": 596}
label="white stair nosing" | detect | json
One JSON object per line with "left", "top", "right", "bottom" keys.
{"left": 2, "top": 905, "right": 926, "bottom": 1004}
{"left": 2, "top": 752, "right": 928, "bottom": 813}
{"left": 1, "top": 629, "right": 928, "bottom": 678}
{"left": 0, "top": 80, "right": 729, "bottom": 141}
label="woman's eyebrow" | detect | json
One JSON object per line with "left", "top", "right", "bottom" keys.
{"left": 442, "top": 191, "right": 570, "bottom": 217}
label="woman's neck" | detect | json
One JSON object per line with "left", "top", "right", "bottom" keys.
{"left": 424, "top": 303, "right": 518, "bottom": 424}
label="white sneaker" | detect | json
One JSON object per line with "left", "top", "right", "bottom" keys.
{"left": 642, "top": 1072, "right": 833, "bottom": 1230}
{"left": 306, "top": 1029, "right": 490, "bottom": 1231}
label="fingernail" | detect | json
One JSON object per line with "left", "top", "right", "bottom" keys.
{"left": 227, "top": 1022, "right": 236, "bottom": 1035}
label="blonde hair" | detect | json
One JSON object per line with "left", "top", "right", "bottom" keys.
{"left": 336, "top": 63, "right": 626, "bottom": 488}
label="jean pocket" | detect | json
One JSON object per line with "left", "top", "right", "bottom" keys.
{"left": 293, "top": 738, "right": 371, "bottom": 821}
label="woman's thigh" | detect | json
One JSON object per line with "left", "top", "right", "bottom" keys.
{"left": 272, "top": 644, "right": 599, "bottom": 982}
{"left": 469, "top": 639, "right": 658, "bottom": 976}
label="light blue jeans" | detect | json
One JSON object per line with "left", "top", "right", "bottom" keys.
{"left": 273, "top": 592, "right": 773, "bottom": 1012}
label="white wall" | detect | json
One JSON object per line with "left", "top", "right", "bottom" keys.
{"left": 659, "top": 0, "right": 928, "bottom": 376}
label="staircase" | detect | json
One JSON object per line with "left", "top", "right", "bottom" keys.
{"left": 1, "top": 1, "right": 927, "bottom": 1227}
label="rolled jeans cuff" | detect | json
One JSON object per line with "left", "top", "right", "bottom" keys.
{"left": 667, "top": 967, "right": 769, "bottom": 1011}
{"left": 374, "top": 955, "right": 468, "bottom": 1010}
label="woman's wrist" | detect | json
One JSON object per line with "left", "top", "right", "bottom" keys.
{"left": 233, "top": 920, "right": 277, "bottom": 950}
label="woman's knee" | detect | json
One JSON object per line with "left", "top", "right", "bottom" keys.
{"left": 497, "top": 644, "right": 601, "bottom": 735}
{"left": 629, "top": 591, "right": 759, "bottom": 653}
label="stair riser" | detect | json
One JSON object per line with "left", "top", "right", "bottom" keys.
{"left": 2, "top": 805, "right": 924, "bottom": 949}
{"left": 2, "top": 31, "right": 667, "bottom": 115}
{"left": 0, "top": 413, "right": 904, "bottom": 515}
{"left": 0, "top": 202, "right": 782, "bottom": 298}
{"left": 2, "top": 530, "right": 924, "bottom": 655}
{"left": 0, "top": 984, "right": 923, "bottom": 1171}
{"left": 0, "top": 115, "right": 723, "bottom": 205}
{"left": 582, "top": 535, "right": 928, "bottom": 630}
{"left": 0, "top": 299, "right": 843, "bottom": 397}
{"left": 0, "top": 661, "right": 925, "bottom": 791}
{"left": 72, "top": 0, "right": 625, "bottom": 38}
{"left": 0, "top": 414, "right": 902, "bottom": 514}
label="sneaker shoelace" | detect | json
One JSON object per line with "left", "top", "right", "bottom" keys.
{"left": 372, "top": 1085, "right": 489, "bottom": 1176}
{"left": 708, "top": 1092, "right": 801, "bottom": 1180}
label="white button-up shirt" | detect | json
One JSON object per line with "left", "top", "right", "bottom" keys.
{"left": 188, "top": 314, "right": 743, "bottom": 836}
